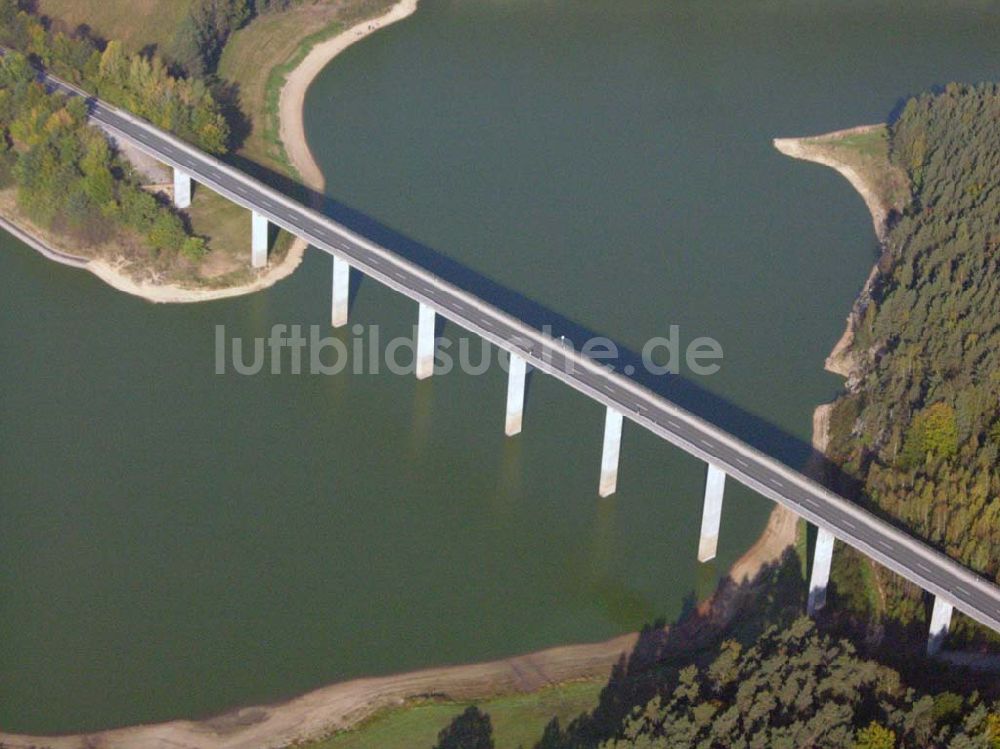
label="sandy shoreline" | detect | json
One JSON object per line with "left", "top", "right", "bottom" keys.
{"left": 0, "top": 529, "right": 791, "bottom": 749}
{"left": 0, "top": 508, "right": 796, "bottom": 749}
{"left": 278, "top": 0, "right": 420, "bottom": 192}
{"left": 773, "top": 124, "right": 890, "bottom": 243}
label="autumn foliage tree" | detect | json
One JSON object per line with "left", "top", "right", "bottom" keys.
{"left": 0, "top": 0, "right": 230, "bottom": 153}
{"left": 0, "top": 52, "right": 206, "bottom": 260}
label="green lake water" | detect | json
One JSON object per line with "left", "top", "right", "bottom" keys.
{"left": 2, "top": 0, "right": 999, "bottom": 732}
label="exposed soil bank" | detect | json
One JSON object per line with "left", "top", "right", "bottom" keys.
{"left": 774, "top": 125, "right": 902, "bottom": 447}
{"left": 773, "top": 125, "right": 891, "bottom": 242}
{"left": 2, "top": 203, "right": 307, "bottom": 303}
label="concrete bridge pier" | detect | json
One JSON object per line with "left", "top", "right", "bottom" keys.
{"left": 598, "top": 407, "right": 624, "bottom": 497}
{"left": 505, "top": 353, "right": 527, "bottom": 436}
{"left": 416, "top": 302, "right": 436, "bottom": 379}
{"left": 251, "top": 210, "right": 268, "bottom": 268}
{"left": 697, "top": 464, "right": 726, "bottom": 562}
{"left": 331, "top": 255, "right": 351, "bottom": 327}
{"left": 806, "top": 527, "right": 835, "bottom": 615}
{"left": 173, "top": 167, "right": 191, "bottom": 209}
{"left": 927, "top": 596, "right": 954, "bottom": 655}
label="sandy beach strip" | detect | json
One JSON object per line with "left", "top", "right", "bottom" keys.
{"left": 278, "top": 0, "right": 420, "bottom": 193}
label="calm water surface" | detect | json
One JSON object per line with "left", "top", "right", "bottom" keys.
{"left": 3, "top": 0, "right": 999, "bottom": 732}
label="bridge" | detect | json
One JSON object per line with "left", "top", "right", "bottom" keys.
{"left": 38, "top": 70, "right": 1000, "bottom": 656}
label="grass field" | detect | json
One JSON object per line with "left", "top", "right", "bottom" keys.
{"left": 183, "top": 185, "right": 293, "bottom": 285}
{"left": 34, "top": 0, "right": 192, "bottom": 54}
{"left": 303, "top": 680, "right": 604, "bottom": 749}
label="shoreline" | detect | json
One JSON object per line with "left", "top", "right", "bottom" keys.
{"left": 1, "top": 202, "right": 308, "bottom": 303}
{"left": 77, "top": 0, "right": 423, "bottom": 304}
{"left": 0, "top": 215, "right": 89, "bottom": 269}
{"left": 0, "top": 537, "right": 789, "bottom": 749}
{"left": 773, "top": 124, "right": 890, "bottom": 243}
{"left": 277, "top": 0, "right": 420, "bottom": 194}
{"left": 773, "top": 124, "right": 895, "bottom": 395}
{"left": 0, "top": 505, "right": 796, "bottom": 749}
{"left": 773, "top": 125, "right": 894, "bottom": 541}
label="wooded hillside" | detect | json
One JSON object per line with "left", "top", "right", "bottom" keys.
{"left": 826, "top": 83, "right": 1000, "bottom": 627}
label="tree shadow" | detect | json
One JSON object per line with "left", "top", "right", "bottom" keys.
{"left": 213, "top": 79, "right": 252, "bottom": 153}
{"left": 434, "top": 705, "right": 494, "bottom": 749}
{"left": 818, "top": 575, "right": 1000, "bottom": 698}
{"left": 533, "top": 548, "right": 806, "bottom": 748}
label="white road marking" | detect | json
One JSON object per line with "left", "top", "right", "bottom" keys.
{"left": 735, "top": 458, "right": 749, "bottom": 468}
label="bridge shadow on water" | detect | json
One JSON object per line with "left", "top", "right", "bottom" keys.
{"left": 230, "top": 155, "right": 864, "bottom": 484}
{"left": 230, "top": 155, "right": 1000, "bottom": 569}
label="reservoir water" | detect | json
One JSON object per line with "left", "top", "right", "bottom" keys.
{"left": 3, "top": 0, "right": 1000, "bottom": 732}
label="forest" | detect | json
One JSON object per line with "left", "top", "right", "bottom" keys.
{"left": 594, "top": 620, "right": 999, "bottom": 749}
{"left": 429, "top": 619, "right": 1000, "bottom": 749}
{"left": 0, "top": 51, "right": 206, "bottom": 259}
{"left": 825, "top": 83, "right": 1000, "bottom": 630}
{"left": 0, "top": 0, "right": 230, "bottom": 153}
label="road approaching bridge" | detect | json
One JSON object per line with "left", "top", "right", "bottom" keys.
{"left": 37, "top": 69, "right": 1000, "bottom": 655}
